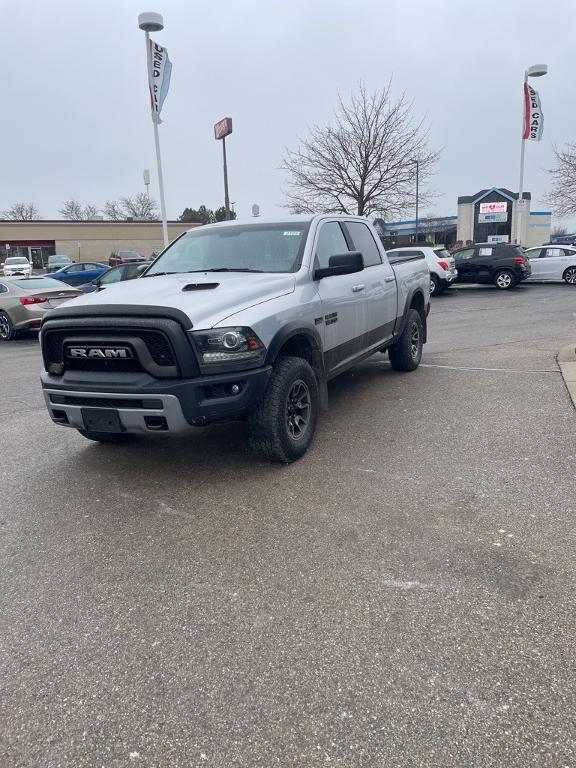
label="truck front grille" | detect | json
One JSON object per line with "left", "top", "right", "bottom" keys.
{"left": 43, "top": 328, "right": 178, "bottom": 376}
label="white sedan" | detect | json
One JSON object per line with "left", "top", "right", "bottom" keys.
{"left": 524, "top": 246, "right": 576, "bottom": 285}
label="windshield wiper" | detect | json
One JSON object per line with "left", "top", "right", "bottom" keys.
{"left": 185, "top": 268, "right": 264, "bottom": 273}
{"left": 141, "top": 271, "right": 179, "bottom": 278}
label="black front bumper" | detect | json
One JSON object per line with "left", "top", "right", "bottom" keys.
{"left": 41, "top": 366, "right": 272, "bottom": 432}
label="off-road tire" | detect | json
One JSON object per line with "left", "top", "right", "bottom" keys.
{"left": 0, "top": 312, "right": 17, "bottom": 341}
{"left": 78, "top": 430, "right": 134, "bottom": 444}
{"left": 388, "top": 308, "right": 423, "bottom": 372}
{"left": 248, "top": 356, "right": 319, "bottom": 463}
{"left": 493, "top": 270, "right": 516, "bottom": 290}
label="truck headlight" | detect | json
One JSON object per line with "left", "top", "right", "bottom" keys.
{"left": 191, "top": 327, "right": 266, "bottom": 366}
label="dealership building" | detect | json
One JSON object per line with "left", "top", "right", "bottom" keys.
{"left": 0, "top": 219, "right": 195, "bottom": 268}
{"left": 382, "top": 187, "right": 551, "bottom": 249}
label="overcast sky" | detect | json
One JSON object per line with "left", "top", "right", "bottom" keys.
{"left": 3, "top": 0, "right": 575, "bottom": 226}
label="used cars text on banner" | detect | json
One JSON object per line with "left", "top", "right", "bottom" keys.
{"left": 147, "top": 39, "right": 172, "bottom": 124}
{"left": 523, "top": 83, "right": 543, "bottom": 141}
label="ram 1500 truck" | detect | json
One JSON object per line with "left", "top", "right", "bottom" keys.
{"left": 40, "top": 215, "right": 430, "bottom": 463}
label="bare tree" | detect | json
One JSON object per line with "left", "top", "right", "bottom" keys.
{"left": 103, "top": 200, "right": 124, "bottom": 221}
{"left": 282, "top": 82, "right": 440, "bottom": 217}
{"left": 552, "top": 225, "right": 568, "bottom": 237}
{"left": 120, "top": 193, "right": 159, "bottom": 220}
{"left": 546, "top": 144, "right": 576, "bottom": 217}
{"left": 103, "top": 193, "right": 159, "bottom": 220}
{"left": 1, "top": 202, "right": 41, "bottom": 220}
{"left": 59, "top": 199, "right": 100, "bottom": 220}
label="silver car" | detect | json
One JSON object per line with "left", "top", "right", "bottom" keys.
{"left": 524, "top": 245, "right": 576, "bottom": 285}
{"left": 0, "top": 277, "right": 80, "bottom": 340}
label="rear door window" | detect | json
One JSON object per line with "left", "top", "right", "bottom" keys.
{"left": 344, "top": 222, "right": 382, "bottom": 267}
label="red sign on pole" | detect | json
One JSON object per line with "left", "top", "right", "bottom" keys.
{"left": 214, "top": 117, "right": 233, "bottom": 140}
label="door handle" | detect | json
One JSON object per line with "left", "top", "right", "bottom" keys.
{"left": 384, "top": 276, "right": 395, "bottom": 283}
{"left": 352, "top": 284, "right": 365, "bottom": 292}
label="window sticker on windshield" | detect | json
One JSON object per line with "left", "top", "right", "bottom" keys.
{"left": 479, "top": 248, "right": 492, "bottom": 256}
{"left": 283, "top": 231, "right": 300, "bottom": 236}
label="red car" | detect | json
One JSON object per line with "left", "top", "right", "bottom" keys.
{"left": 108, "top": 250, "right": 146, "bottom": 267}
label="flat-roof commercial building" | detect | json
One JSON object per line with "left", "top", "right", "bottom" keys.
{"left": 0, "top": 220, "right": 196, "bottom": 268}
{"left": 457, "top": 188, "right": 550, "bottom": 247}
{"left": 380, "top": 187, "right": 551, "bottom": 249}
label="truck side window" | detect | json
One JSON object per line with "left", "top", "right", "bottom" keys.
{"left": 315, "top": 222, "right": 349, "bottom": 270}
{"left": 345, "top": 222, "right": 383, "bottom": 267}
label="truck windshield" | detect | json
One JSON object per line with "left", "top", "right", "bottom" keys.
{"left": 145, "top": 222, "right": 310, "bottom": 276}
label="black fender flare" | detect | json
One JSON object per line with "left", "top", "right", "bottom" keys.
{"left": 265, "top": 323, "right": 328, "bottom": 410}
{"left": 394, "top": 288, "right": 428, "bottom": 343}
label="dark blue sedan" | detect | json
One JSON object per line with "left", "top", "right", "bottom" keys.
{"left": 46, "top": 262, "right": 108, "bottom": 286}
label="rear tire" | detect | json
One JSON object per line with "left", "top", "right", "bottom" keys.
{"left": 430, "top": 274, "right": 440, "bottom": 296}
{"left": 388, "top": 308, "right": 423, "bottom": 372}
{"left": 563, "top": 267, "right": 576, "bottom": 285}
{"left": 78, "top": 430, "right": 134, "bottom": 444}
{"left": 494, "top": 270, "right": 515, "bottom": 290}
{"left": 248, "top": 356, "right": 319, "bottom": 463}
{"left": 0, "top": 312, "right": 17, "bottom": 341}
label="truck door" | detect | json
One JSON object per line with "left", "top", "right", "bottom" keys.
{"left": 312, "top": 220, "right": 371, "bottom": 374}
{"left": 343, "top": 221, "right": 397, "bottom": 349}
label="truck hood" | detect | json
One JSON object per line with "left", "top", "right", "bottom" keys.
{"left": 59, "top": 272, "right": 296, "bottom": 328}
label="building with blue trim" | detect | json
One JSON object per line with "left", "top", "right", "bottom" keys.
{"left": 379, "top": 187, "right": 551, "bottom": 249}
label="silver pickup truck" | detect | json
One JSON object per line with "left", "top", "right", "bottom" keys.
{"left": 40, "top": 215, "right": 430, "bottom": 462}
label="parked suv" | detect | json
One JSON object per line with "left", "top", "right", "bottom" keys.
{"left": 2, "top": 256, "right": 32, "bottom": 277}
{"left": 108, "top": 250, "right": 145, "bottom": 267}
{"left": 46, "top": 254, "right": 73, "bottom": 272}
{"left": 386, "top": 246, "right": 457, "bottom": 296}
{"left": 452, "top": 243, "right": 531, "bottom": 290}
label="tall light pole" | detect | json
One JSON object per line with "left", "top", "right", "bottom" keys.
{"left": 516, "top": 63, "right": 548, "bottom": 245}
{"left": 408, "top": 159, "right": 419, "bottom": 243}
{"left": 138, "top": 12, "right": 169, "bottom": 249}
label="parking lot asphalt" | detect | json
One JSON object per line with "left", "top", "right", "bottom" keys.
{"left": 1, "top": 283, "right": 575, "bottom": 768}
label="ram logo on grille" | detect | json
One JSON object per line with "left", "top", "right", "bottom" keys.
{"left": 67, "top": 347, "right": 134, "bottom": 359}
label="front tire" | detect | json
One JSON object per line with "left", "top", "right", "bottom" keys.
{"left": 78, "top": 430, "right": 134, "bottom": 444}
{"left": 248, "top": 356, "right": 319, "bottom": 463}
{"left": 563, "top": 267, "right": 576, "bottom": 285}
{"left": 0, "top": 312, "right": 17, "bottom": 341}
{"left": 494, "top": 270, "right": 515, "bottom": 290}
{"left": 388, "top": 308, "right": 423, "bottom": 372}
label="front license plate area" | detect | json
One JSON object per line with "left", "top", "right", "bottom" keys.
{"left": 81, "top": 408, "right": 123, "bottom": 433}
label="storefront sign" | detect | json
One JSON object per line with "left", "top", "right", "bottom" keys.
{"left": 479, "top": 212, "right": 508, "bottom": 223}
{"left": 479, "top": 202, "right": 507, "bottom": 214}
{"left": 487, "top": 235, "right": 509, "bottom": 243}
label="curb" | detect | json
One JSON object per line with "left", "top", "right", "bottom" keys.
{"left": 558, "top": 344, "right": 576, "bottom": 409}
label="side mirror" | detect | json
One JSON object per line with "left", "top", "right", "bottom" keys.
{"left": 314, "top": 251, "right": 364, "bottom": 280}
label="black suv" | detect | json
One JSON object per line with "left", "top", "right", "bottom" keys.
{"left": 451, "top": 243, "right": 531, "bottom": 290}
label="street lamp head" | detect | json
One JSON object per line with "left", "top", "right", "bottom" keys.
{"left": 138, "top": 12, "right": 164, "bottom": 32}
{"left": 527, "top": 64, "right": 548, "bottom": 78}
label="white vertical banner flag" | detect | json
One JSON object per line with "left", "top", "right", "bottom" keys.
{"left": 523, "top": 83, "right": 544, "bottom": 141}
{"left": 148, "top": 38, "right": 172, "bottom": 124}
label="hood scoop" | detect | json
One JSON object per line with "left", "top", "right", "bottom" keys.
{"left": 182, "top": 282, "right": 219, "bottom": 292}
